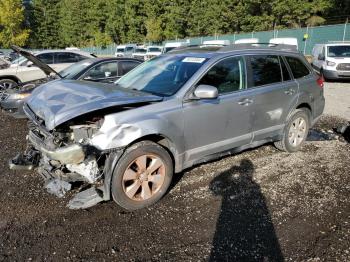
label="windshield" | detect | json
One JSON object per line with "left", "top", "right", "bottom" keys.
{"left": 11, "top": 55, "right": 27, "bottom": 65}
{"left": 59, "top": 59, "right": 93, "bottom": 79}
{"left": 125, "top": 47, "right": 134, "bottom": 52}
{"left": 328, "top": 46, "right": 350, "bottom": 58}
{"left": 135, "top": 48, "right": 146, "bottom": 53}
{"left": 116, "top": 48, "right": 125, "bottom": 53}
{"left": 116, "top": 55, "right": 207, "bottom": 96}
{"left": 148, "top": 47, "right": 162, "bottom": 53}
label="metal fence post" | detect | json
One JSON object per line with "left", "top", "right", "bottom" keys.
{"left": 303, "top": 26, "right": 309, "bottom": 55}
{"left": 343, "top": 18, "right": 348, "bottom": 42}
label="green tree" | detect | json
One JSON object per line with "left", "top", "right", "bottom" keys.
{"left": 30, "top": 0, "right": 61, "bottom": 48}
{"left": 0, "top": 0, "right": 29, "bottom": 48}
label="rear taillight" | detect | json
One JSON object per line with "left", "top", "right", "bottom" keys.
{"left": 316, "top": 75, "right": 324, "bottom": 88}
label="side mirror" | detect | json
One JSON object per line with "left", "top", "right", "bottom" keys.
{"left": 27, "top": 61, "right": 34, "bottom": 67}
{"left": 318, "top": 54, "right": 325, "bottom": 60}
{"left": 193, "top": 84, "right": 218, "bottom": 99}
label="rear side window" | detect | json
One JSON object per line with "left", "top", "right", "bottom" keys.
{"left": 285, "top": 56, "right": 310, "bottom": 79}
{"left": 119, "top": 61, "right": 140, "bottom": 75}
{"left": 198, "top": 56, "right": 246, "bottom": 94}
{"left": 36, "top": 53, "right": 54, "bottom": 64}
{"left": 250, "top": 55, "right": 281, "bottom": 87}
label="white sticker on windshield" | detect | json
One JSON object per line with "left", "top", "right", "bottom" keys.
{"left": 182, "top": 57, "right": 206, "bottom": 63}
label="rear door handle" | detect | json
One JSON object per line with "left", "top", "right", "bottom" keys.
{"left": 285, "top": 88, "right": 295, "bottom": 95}
{"left": 238, "top": 98, "right": 253, "bottom": 106}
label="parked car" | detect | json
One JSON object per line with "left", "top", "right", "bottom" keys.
{"left": 269, "top": 38, "right": 298, "bottom": 50}
{"left": 4, "top": 51, "right": 20, "bottom": 62}
{"left": 115, "top": 44, "right": 137, "bottom": 58}
{"left": 312, "top": 43, "right": 350, "bottom": 80}
{"left": 163, "top": 42, "right": 189, "bottom": 53}
{"left": 10, "top": 44, "right": 325, "bottom": 211}
{"left": 202, "top": 40, "right": 231, "bottom": 46}
{"left": 132, "top": 47, "right": 147, "bottom": 60}
{"left": 1, "top": 47, "right": 142, "bottom": 118}
{"left": 0, "top": 51, "right": 5, "bottom": 59}
{"left": 0, "top": 48, "right": 95, "bottom": 89}
{"left": 144, "top": 46, "right": 163, "bottom": 60}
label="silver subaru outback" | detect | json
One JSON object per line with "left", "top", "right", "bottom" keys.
{"left": 11, "top": 44, "right": 325, "bottom": 210}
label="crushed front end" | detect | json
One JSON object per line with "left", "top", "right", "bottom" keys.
{"left": 10, "top": 104, "right": 120, "bottom": 209}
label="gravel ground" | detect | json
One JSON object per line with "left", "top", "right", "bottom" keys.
{"left": 324, "top": 81, "right": 350, "bottom": 120}
{"left": 0, "top": 82, "right": 349, "bottom": 261}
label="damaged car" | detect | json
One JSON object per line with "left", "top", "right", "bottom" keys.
{"left": 1, "top": 46, "right": 142, "bottom": 118}
{"left": 10, "top": 44, "right": 325, "bottom": 210}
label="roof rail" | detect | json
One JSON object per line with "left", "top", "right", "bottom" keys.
{"left": 219, "top": 43, "right": 298, "bottom": 52}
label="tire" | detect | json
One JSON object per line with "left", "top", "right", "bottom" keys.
{"left": 0, "top": 79, "right": 17, "bottom": 90}
{"left": 111, "top": 140, "right": 173, "bottom": 210}
{"left": 274, "top": 109, "right": 310, "bottom": 152}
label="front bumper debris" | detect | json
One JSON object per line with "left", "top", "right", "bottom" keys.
{"left": 28, "top": 130, "right": 85, "bottom": 164}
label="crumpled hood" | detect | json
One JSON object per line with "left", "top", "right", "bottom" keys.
{"left": 26, "top": 80, "right": 163, "bottom": 130}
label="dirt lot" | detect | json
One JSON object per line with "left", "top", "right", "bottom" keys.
{"left": 0, "top": 82, "right": 349, "bottom": 261}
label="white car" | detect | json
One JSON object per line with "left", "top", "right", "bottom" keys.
{"left": 0, "top": 49, "right": 95, "bottom": 89}
{"left": 312, "top": 43, "right": 350, "bottom": 80}
{"left": 202, "top": 40, "right": 231, "bottom": 47}
{"left": 144, "top": 46, "right": 163, "bottom": 60}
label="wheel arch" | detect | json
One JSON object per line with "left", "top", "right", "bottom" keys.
{"left": 0, "top": 75, "right": 21, "bottom": 83}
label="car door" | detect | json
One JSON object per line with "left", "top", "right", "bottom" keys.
{"left": 82, "top": 61, "right": 119, "bottom": 83}
{"left": 247, "top": 55, "right": 299, "bottom": 142}
{"left": 183, "top": 56, "right": 253, "bottom": 163}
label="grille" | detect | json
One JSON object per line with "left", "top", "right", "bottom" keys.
{"left": 336, "top": 63, "right": 350, "bottom": 71}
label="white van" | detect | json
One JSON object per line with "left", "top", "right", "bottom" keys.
{"left": 312, "top": 43, "right": 350, "bottom": 80}
{"left": 269, "top": 38, "right": 298, "bottom": 50}
{"left": 163, "top": 42, "right": 188, "bottom": 53}
{"left": 202, "top": 40, "right": 230, "bottom": 47}
{"left": 115, "top": 44, "right": 137, "bottom": 58}
{"left": 234, "top": 38, "right": 259, "bottom": 44}
{"left": 144, "top": 46, "right": 163, "bottom": 61}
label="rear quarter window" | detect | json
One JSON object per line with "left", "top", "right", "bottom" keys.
{"left": 285, "top": 56, "right": 310, "bottom": 79}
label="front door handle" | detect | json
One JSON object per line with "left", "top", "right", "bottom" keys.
{"left": 238, "top": 98, "right": 253, "bottom": 106}
{"left": 285, "top": 88, "right": 295, "bottom": 95}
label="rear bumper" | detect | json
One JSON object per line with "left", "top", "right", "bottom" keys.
{"left": 323, "top": 69, "right": 350, "bottom": 80}
{"left": 28, "top": 130, "right": 85, "bottom": 164}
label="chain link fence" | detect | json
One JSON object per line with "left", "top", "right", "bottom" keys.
{"left": 1, "top": 23, "right": 349, "bottom": 57}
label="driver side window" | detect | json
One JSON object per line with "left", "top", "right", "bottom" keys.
{"left": 198, "top": 56, "right": 246, "bottom": 94}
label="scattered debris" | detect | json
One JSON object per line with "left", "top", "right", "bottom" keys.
{"left": 67, "top": 187, "right": 104, "bottom": 209}
{"left": 44, "top": 179, "right": 71, "bottom": 198}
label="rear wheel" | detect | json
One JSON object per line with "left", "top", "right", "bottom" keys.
{"left": 0, "top": 79, "right": 17, "bottom": 90}
{"left": 111, "top": 141, "right": 173, "bottom": 210}
{"left": 274, "top": 109, "right": 310, "bottom": 152}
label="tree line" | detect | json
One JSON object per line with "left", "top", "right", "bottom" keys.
{"left": 0, "top": 0, "right": 349, "bottom": 49}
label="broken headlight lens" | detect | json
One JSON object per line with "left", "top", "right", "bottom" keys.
{"left": 8, "top": 92, "right": 31, "bottom": 100}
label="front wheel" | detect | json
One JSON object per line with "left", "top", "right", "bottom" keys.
{"left": 111, "top": 141, "right": 173, "bottom": 210}
{"left": 0, "top": 79, "right": 17, "bottom": 90}
{"left": 274, "top": 109, "right": 310, "bottom": 152}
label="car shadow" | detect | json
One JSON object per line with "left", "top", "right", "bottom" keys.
{"left": 209, "top": 159, "right": 284, "bottom": 261}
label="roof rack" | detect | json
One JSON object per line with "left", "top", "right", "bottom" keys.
{"left": 219, "top": 43, "right": 298, "bottom": 52}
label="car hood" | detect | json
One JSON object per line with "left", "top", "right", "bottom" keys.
{"left": 26, "top": 80, "right": 163, "bottom": 130}
{"left": 11, "top": 45, "right": 62, "bottom": 78}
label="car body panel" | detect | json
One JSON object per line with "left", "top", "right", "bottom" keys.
{"left": 26, "top": 79, "right": 163, "bottom": 130}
